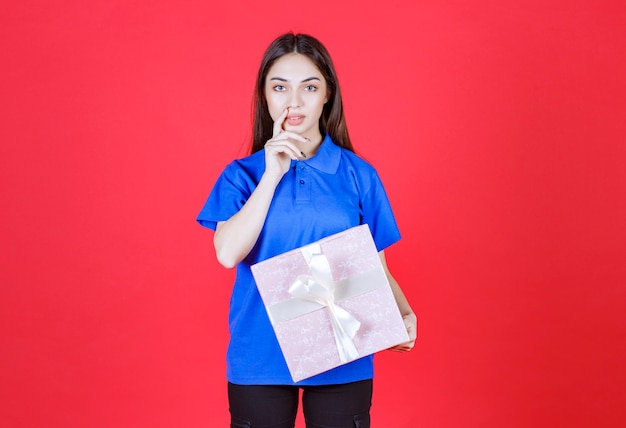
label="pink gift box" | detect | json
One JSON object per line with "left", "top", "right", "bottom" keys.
{"left": 251, "top": 225, "right": 409, "bottom": 382}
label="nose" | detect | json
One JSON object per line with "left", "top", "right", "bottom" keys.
{"left": 288, "top": 90, "right": 302, "bottom": 109}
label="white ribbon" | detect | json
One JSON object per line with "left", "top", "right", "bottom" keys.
{"left": 265, "top": 242, "right": 387, "bottom": 364}
{"left": 290, "top": 243, "right": 360, "bottom": 363}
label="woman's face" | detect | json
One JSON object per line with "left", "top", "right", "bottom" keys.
{"left": 264, "top": 53, "right": 328, "bottom": 141}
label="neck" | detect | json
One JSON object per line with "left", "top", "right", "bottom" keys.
{"left": 299, "top": 131, "right": 323, "bottom": 158}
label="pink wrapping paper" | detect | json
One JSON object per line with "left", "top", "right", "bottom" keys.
{"left": 251, "top": 225, "right": 409, "bottom": 382}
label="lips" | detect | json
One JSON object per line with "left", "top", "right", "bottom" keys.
{"left": 286, "top": 115, "right": 305, "bottom": 126}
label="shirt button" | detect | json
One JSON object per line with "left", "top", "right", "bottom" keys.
{"left": 299, "top": 179, "right": 305, "bottom": 184}
{"left": 300, "top": 166, "right": 305, "bottom": 171}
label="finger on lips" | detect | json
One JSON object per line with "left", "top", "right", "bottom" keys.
{"left": 269, "top": 107, "right": 308, "bottom": 160}
{"left": 273, "top": 108, "right": 289, "bottom": 137}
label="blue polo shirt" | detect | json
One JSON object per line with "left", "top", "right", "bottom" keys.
{"left": 197, "top": 135, "right": 401, "bottom": 385}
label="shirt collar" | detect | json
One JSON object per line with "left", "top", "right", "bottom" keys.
{"left": 302, "top": 134, "right": 341, "bottom": 174}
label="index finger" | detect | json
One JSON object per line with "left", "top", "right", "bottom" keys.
{"left": 272, "top": 108, "right": 288, "bottom": 137}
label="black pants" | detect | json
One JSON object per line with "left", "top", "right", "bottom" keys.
{"left": 228, "top": 379, "right": 373, "bottom": 428}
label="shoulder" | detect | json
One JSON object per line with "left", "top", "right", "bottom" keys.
{"left": 209, "top": 151, "right": 266, "bottom": 195}
{"left": 331, "top": 146, "right": 389, "bottom": 198}
{"left": 228, "top": 150, "right": 265, "bottom": 171}
{"left": 221, "top": 150, "right": 266, "bottom": 179}
{"left": 338, "top": 148, "right": 382, "bottom": 180}
{"left": 319, "top": 136, "right": 378, "bottom": 174}
{"left": 339, "top": 148, "right": 376, "bottom": 169}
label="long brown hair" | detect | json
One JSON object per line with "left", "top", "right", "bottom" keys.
{"left": 250, "top": 33, "right": 353, "bottom": 154}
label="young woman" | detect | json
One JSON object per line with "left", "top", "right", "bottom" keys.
{"left": 197, "top": 33, "right": 416, "bottom": 428}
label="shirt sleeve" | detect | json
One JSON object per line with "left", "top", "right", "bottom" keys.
{"left": 360, "top": 170, "right": 402, "bottom": 251}
{"left": 196, "top": 162, "right": 252, "bottom": 231}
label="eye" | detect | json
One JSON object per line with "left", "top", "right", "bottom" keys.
{"left": 273, "top": 85, "right": 286, "bottom": 92}
{"left": 304, "top": 85, "right": 317, "bottom": 92}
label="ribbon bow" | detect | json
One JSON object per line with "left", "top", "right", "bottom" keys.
{"left": 288, "top": 243, "right": 361, "bottom": 363}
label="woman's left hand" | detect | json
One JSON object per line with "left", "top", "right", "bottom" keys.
{"left": 388, "top": 313, "right": 417, "bottom": 352}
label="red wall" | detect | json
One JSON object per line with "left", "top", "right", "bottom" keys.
{"left": 2, "top": 1, "right": 625, "bottom": 427}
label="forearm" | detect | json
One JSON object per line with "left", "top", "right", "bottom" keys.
{"left": 378, "top": 251, "right": 414, "bottom": 316}
{"left": 388, "top": 274, "right": 414, "bottom": 318}
{"left": 214, "top": 174, "right": 281, "bottom": 268}
{"left": 379, "top": 251, "right": 417, "bottom": 350}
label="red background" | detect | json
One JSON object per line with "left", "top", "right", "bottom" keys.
{"left": 2, "top": 1, "right": 625, "bottom": 427}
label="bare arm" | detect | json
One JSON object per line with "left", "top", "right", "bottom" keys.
{"left": 214, "top": 174, "right": 281, "bottom": 268}
{"left": 214, "top": 108, "right": 307, "bottom": 268}
{"left": 379, "top": 250, "right": 417, "bottom": 352}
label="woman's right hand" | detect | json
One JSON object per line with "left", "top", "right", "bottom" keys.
{"left": 213, "top": 109, "right": 309, "bottom": 268}
{"left": 263, "top": 108, "right": 308, "bottom": 181}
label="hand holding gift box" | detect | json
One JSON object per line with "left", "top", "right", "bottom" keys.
{"left": 251, "top": 225, "right": 409, "bottom": 382}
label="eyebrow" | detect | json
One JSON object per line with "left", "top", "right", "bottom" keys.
{"left": 269, "top": 77, "right": 321, "bottom": 83}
